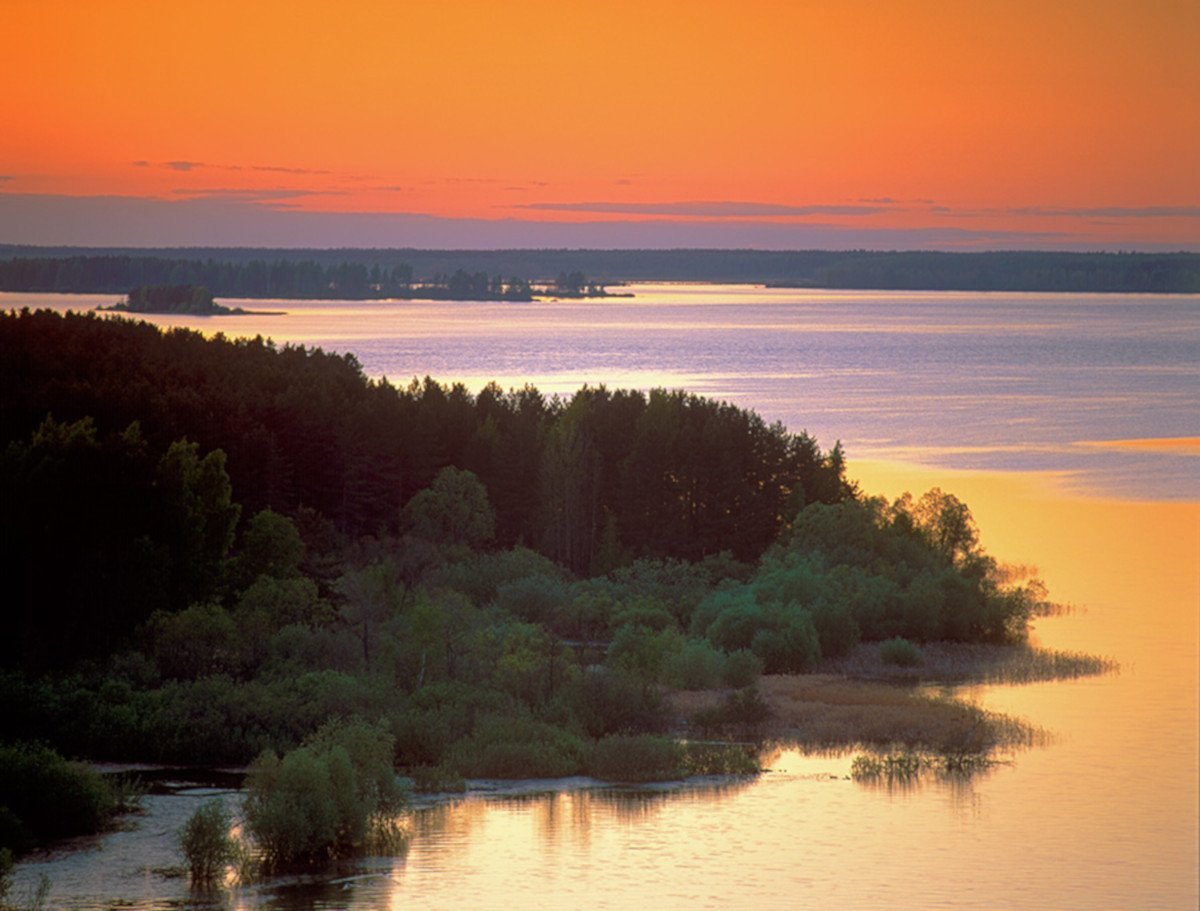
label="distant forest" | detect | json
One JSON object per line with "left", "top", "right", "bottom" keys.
{"left": 0, "top": 247, "right": 1197, "bottom": 294}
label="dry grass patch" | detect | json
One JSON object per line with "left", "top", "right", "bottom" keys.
{"left": 670, "top": 675, "right": 1043, "bottom": 754}
{"left": 818, "top": 641, "right": 1117, "bottom": 685}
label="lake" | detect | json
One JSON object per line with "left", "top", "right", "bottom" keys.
{"left": 4, "top": 285, "right": 1198, "bottom": 910}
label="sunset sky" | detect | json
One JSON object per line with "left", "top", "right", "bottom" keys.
{"left": 2, "top": 0, "right": 1197, "bottom": 249}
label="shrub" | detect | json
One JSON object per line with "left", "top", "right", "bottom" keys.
{"left": 721, "top": 649, "right": 763, "bottom": 688}
{"left": 609, "top": 598, "right": 677, "bottom": 633}
{"left": 180, "top": 799, "right": 234, "bottom": 880}
{"left": 0, "top": 742, "right": 114, "bottom": 846}
{"left": 880, "top": 637, "right": 924, "bottom": 667}
{"left": 809, "top": 600, "right": 861, "bottom": 658}
{"left": 492, "top": 575, "right": 568, "bottom": 626}
{"left": 690, "top": 687, "right": 771, "bottom": 734}
{"left": 0, "top": 847, "right": 12, "bottom": 903}
{"left": 664, "top": 639, "right": 726, "bottom": 690}
{"left": 144, "top": 603, "right": 239, "bottom": 680}
{"left": 390, "top": 682, "right": 514, "bottom": 768}
{"left": 243, "top": 720, "right": 403, "bottom": 869}
{"left": 0, "top": 807, "right": 30, "bottom": 856}
{"left": 750, "top": 610, "right": 821, "bottom": 673}
{"left": 448, "top": 715, "right": 585, "bottom": 779}
{"left": 429, "top": 546, "right": 566, "bottom": 606}
{"left": 587, "top": 735, "right": 685, "bottom": 782}
{"left": 606, "top": 624, "right": 681, "bottom": 683}
{"left": 683, "top": 743, "right": 762, "bottom": 776}
{"left": 704, "top": 598, "right": 764, "bottom": 652}
{"left": 563, "top": 668, "right": 667, "bottom": 738}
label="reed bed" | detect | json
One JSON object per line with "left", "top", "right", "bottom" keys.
{"left": 671, "top": 674, "right": 1045, "bottom": 754}
{"left": 817, "top": 641, "right": 1118, "bottom": 685}
{"left": 849, "top": 750, "right": 999, "bottom": 782}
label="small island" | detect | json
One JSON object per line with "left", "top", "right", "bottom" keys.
{"left": 101, "top": 284, "right": 251, "bottom": 316}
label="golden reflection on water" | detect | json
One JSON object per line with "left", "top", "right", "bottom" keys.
{"left": 391, "top": 462, "right": 1198, "bottom": 909}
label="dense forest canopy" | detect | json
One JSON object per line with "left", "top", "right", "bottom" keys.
{"left": 0, "top": 247, "right": 1197, "bottom": 294}
{"left": 0, "top": 309, "right": 843, "bottom": 568}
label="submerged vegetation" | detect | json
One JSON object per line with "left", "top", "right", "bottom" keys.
{"left": 0, "top": 309, "right": 1111, "bottom": 870}
{"left": 180, "top": 800, "right": 235, "bottom": 881}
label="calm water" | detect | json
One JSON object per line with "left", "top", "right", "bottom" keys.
{"left": 5, "top": 286, "right": 1198, "bottom": 910}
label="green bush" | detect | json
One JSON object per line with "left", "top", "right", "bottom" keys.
{"left": 0, "top": 846, "right": 13, "bottom": 903}
{"left": 448, "top": 715, "right": 585, "bottom": 779}
{"left": 144, "top": 604, "right": 239, "bottom": 680}
{"left": 721, "top": 649, "right": 764, "bottom": 688}
{"left": 879, "top": 637, "right": 924, "bottom": 667}
{"left": 243, "top": 720, "right": 403, "bottom": 869}
{"left": 664, "top": 639, "right": 726, "bottom": 690}
{"left": 0, "top": 808, "right": 30, "bottom": 856}
{"left": 587, "top": 735, "right": 685, "bottom": 782}
{"left": 0, "top": 742, "right": 114, "bottom": 847}
{"left": 563, "top": 668, "right": 667, "bottom": 738}
{"left": 690, "top": 687, "right": 771, "bottom": 734}
{"left": 609, "top": 598, "right": 677, "bottom": 633}
{"left": 750, "top": 610, "right": 821, "bottom": 673}
{"left": 683, "top": 742, "right": 762, "bottom": 776}
{"left": 606, "top": 624, "right": 681, "bottom": 683}
{"left": 180, "top": 799, "right": 234, "bottom": 880}
{"left": 492, "top": 574, "right": 568, "bottom": 626}
{"left": 429, "top": 546, "right": 566, "bottom": 607}
{"left": 390, "top": 682, "right": 514, "bottom": 768}
{"left": 809, "top": 599, "right": 861, "bottom": 658}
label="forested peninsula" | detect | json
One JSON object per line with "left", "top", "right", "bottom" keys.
{"left": 1, "top": 309, "right": 1056, "bottom": 867}
{"left": 1, "top": 247, "right": 1197, "bottom": 295}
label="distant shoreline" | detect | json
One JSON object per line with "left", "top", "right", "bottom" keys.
{"left": 1, "top": 248, "right": 1197, "bottom": 295}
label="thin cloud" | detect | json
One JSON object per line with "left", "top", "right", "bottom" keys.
{"left": 1010, "top": 205, "right": 1200, "bottom": 219}
{"left": 515, "top": 200, "right": 887, "bottom": 217}
{"left": 251, "top": 164, "right": 335, "bottom": 176}
{"left": 934, "top": 203, "right": 1200, "bottom": 219}
{"left": 132, "top": 159, "right": 352, "bottom": 178}
{"left": 170, "top": 187, "right": 344, "bottom": 204}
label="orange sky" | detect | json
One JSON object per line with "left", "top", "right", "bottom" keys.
{"left": 1, "top": 0, "right": 1197, "bottom": 248}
